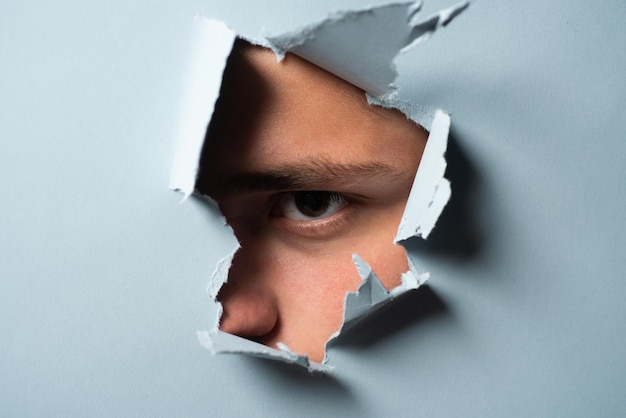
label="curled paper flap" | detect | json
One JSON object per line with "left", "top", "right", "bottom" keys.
{"left": 396, "top": 109, "right": 452, "bottom": 242}
{"left": 264, "top": 1, "right": 469, "bottom": 98}
{"left": 198, "top": 330, "right": 332, "bottom": 372}
{"left": 169, "top": 19, "right": 236, "bottom": 199}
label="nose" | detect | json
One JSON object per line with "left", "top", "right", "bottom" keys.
{"left": 217, "top": 248, "right": 279, "bottom": 340}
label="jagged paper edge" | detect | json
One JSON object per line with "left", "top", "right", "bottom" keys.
{"left": 198, "top": 330, "right": 332, "bottom": 372}
{"left": 395, "top": 109, "right": 452, "bottom": 242}
{"left": 332, "top": 255, "right": 429, "bottom": 334}
{"left": 263, "top": 0, "right": 469, "bottom": 98}
{"left": 168, "top": 18, "right": 236, "bottom": 200}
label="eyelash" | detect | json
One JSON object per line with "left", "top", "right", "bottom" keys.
{"left": 268, "top": 191, "right": 355, "bottom": 239}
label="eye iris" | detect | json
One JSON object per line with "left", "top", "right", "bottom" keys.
{"left": 294, "top": 191, "right": 332, "bottom": 217}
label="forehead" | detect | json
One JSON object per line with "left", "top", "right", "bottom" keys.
{"left": 202, "top": 39, "right": 426, "bottom": 177}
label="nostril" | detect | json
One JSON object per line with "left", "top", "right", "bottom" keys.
{"left": 217, "top": 285, "right": 279, "bottom": 339}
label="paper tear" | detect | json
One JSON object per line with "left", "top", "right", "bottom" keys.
{"left": 403, "top": 1, "right": 470, "bottom": 52}
{"left": 367, "top": 94, "right": 436, "bottom": 135}
{"left": 208, "top": 246, "right": 239, "bottom": 301}
{"left": 170, "top": 2, "right": 466, "bottom": 371}
{"left": 169, "top": 19, "right": 236, "bottom": 200}
{"left": 198, "top": 330, "right": 332, "bottom": 372}
{"left": 340, "top": 254, "right": 428, "bottom": 329}
{"left": 263, "top": 0, "right": 469, "bottom": 98}
{"left": 395, "top": 110, "right": 452, "bottom": 242}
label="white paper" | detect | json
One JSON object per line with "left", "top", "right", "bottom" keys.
{"left": 395, "top": 110, "right": 452, "bottom": 242}
{"left": 169, "top": 19, "right": 236, "bottom": 200}
{"left": 198, "top": 330, "right": 332, "bottom": 372}
{"left": 263, "top": 1, "right": 470, "bottom": 98}
{"left": 338, "top": 254, "right": 428, "bottom": 330}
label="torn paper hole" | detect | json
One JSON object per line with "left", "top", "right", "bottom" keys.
{"left": 170, "top": 1, "right": 467, "bottom": 372}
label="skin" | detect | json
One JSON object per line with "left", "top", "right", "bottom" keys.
{"left": 199, "top": 39, "right": 428, "bottom": 363}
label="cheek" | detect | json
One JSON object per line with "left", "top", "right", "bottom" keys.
{"left": 255, "top": 242, "right": 365, "bottom": 355}
{"left": 270, "top": 244, "right": 364, "bottom": 316}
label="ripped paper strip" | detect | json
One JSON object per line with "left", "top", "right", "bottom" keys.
{"left": 198, "top": 330, "right": 332, "bottom": 372}
{"left": 169, "top": 19, "right": 236, "bottom": 200}
{"left": 338, "top": 254, "right": 428, "bottom": 329}
{"left": 396, "top": 110, "right": 451, "bottom": 242}
{"left": 170, "top": 1, "right": 465, "bottom": 371}
{"left": 265, "top": 1, "right": 469, "bottom": 98}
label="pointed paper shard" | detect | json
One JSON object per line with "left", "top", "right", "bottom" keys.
{"left": 198, "top": 330, "right": 332, "bottom": 372}
{"left": 169, "top": 19, "right": 236, "bottom": 199}
{"left": 208, "top": 246, "right": 238, "bottom": 301}
{"left": 396, "top": 109, "right": 452, "bottom": 242}
{"left": 336, "top": 254, "right": 429, "bottom": 333}
{"left": 264, "top": 1, "right": 469, "bottom": 98}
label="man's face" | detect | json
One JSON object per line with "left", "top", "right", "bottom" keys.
{"left": 200, "top": 40, "right": 427, "bottom": 362}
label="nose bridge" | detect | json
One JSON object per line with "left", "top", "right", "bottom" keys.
{"left": 217, "top": 241, "right": 280, "bottom": 339}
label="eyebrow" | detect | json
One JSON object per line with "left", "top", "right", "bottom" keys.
{"left": 205, "top": 160, "right": 403, "bottom": 196}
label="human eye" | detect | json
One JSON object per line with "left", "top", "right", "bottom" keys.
{"left": 272, "top": 191, "right": 349, "bottom": 221}
{"left": 268, "top": 191, "right": 356, "bottom": 239}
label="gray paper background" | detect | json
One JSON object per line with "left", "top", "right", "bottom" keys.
{"left": 2, "top": 0, "right": 625, "bottom": 416}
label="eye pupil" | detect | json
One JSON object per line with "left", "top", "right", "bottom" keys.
{"left": 294, "top": 191, "right": 331, "bottom": 217}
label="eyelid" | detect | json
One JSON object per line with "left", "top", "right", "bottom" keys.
{"left": 269, "top": 191, "right": 357, "bottom": 240}
{"left": 274, "top": 191, "right": 348, "bottom": 220}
